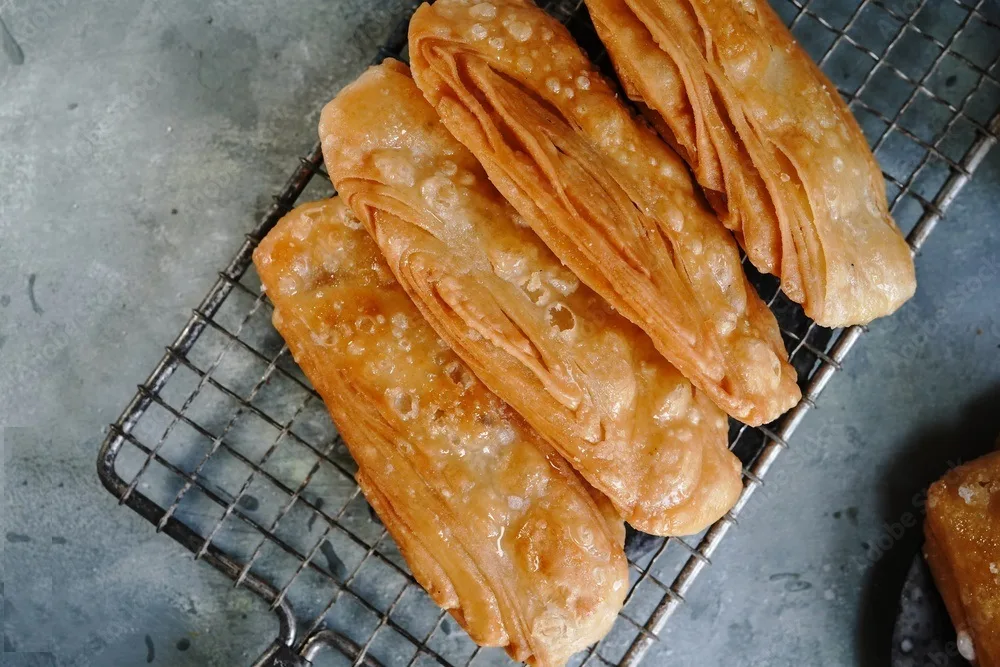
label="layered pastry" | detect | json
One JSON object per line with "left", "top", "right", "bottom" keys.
{"left": 583, "top": 0, "right": 916, "bottom": 327}
{"left": 320, "top": 60, "right": 742, "bottom": 536}
{"left": 924, "top": 450, "right": 1000, "bottom": 666}
{"left": 253, "top": 198, "right": 628, "bottom": 666}
{"left": 408, "top": 0, "right": 801, "bottom": 425}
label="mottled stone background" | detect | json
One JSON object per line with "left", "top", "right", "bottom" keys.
{"left": 1, "top": 0, "right": 998, "bottom": 666}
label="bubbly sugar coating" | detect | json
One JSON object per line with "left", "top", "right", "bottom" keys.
{"left": 253, "top": 197, "right": 627, "bottom": 666}
{"left": 584, "top": 0, "right": 916, "bottom": 326}
{"left": 321, "top": 61, "right": 742, "bottom": 536}
{"left": 408, "top": 0, "right": 800, "bottom": 424}
{"left": 924, "top": 450, "right": 1000, "bottom": 667}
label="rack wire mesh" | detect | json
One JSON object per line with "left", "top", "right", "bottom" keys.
{"left": 97, "top": 0, "right": 1000, "bottom": 665}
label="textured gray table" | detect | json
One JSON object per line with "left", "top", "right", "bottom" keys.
{"left": 1, "top": 1, "right": 998, "bottom": 666}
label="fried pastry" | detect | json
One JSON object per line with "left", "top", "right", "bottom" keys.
{"left": 924, "top": 450, "right": 1000, "bottom": 666}
{"left": 583, "top": 0, "right": 916, "bottom": 327}
{"left": 253, "top": 198, "right": 628, "bottom": 666}
{"left": 408, "top": 0, "right": 800, "bottom": 425}
{"left": 320, "top": 60, "right": 742, "bottom": 536}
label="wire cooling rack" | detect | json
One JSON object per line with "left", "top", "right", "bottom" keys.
{"left": 97, "top": 1, "right": 1000, "bottom": 665}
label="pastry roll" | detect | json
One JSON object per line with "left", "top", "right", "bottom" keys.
{"left": 408, "top": 0, "right": 801, "bottom": 425}
{"left": 253, "top": 198, "right": 628, "bottom": 666}
{"left": 320, "top": 60, "right": 741, "bottom": 536}
{"left": 583, "top": 0, "right": 916, "bottom": 327}
{"left": 924, "top": 450, "right": 1000, "bottom": 667}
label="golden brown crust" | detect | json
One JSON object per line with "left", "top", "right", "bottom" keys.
{"left": 924, "top": 450, "right": 1000, "bottom": 666}
{"left": 408, "top": 0, "right": 800, "bottom": 425}
{"left": 584, "top": 0, "right": 916, "bottom": 326}
{"left": 253, "top": 198, "right": 628, "bottom": 666}
{"left": 319, "top": 61, "right": 741, "bottom": 536}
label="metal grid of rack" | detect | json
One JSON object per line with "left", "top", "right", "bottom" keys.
{"left": 97, "top": 0, "right": 1000, "bottom": 665}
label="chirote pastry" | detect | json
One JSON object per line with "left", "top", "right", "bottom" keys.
{"left": 320, "top": 60, "right": 742, "bottom": 536}
{"left": 408, "top": 0, "right": 801, "bottom": 425}
{"left": 583, "top": 0, "right": 916, "bottom": 327}
{"left": 924, "top": 450, "right": 1000, "bottom": 667}
{"left": 253, "top": 198, "right": 628, "bottom": 666}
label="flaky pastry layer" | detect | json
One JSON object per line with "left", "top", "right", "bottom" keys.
{"left": 584, "top": 0, "right": 916, "bottom": 326}
{"left": 408, "top": 0, "right": 800, "bottom": 424}
{"left": 320, "top": 60, "right": 742, "bottom": 536}
{"left": 253, "top": 198, "right": 627, "bottom": 666}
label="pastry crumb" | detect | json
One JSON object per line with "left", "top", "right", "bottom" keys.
{"left": 957, "top": 631, "right": 975, "bottom": 661}
{"left": 958, "top": 485, "right": 974, "bottom": 504}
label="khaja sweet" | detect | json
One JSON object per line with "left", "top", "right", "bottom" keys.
{"left": 924, "top": 450, "right": 1000, "bottom": 667}
{"left": 253, "top": 198, "right": 628, "bottom": 666}
{"left": 320, "top": 60, "right": 742, "bottom": 536}
{"left": 583, "top": 0, "right": 916, "bottom": 327}
{"left": 408, "top": 0, "right": 800, "bottom": 425}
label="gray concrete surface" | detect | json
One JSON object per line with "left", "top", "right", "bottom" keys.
{"left": 0, "top": 0, "right": 998, "bottom": 666}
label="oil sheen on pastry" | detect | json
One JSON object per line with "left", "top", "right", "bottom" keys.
{"left": 924, "top": 450, "right": 1000, "bottom": 667}
{"left": 320, "top": 60, "right": 742, "bottom": 536}
{"left": 253, "top": 198, "right": 628, "bottom": 666}
{"left": 583, "top": 0, "right": 916, "bottom": 327}
{"left": 408, "top": 0, "right": 800, "bottom": 425}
